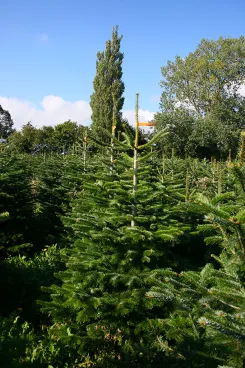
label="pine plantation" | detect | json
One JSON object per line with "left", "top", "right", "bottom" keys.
{"left": 0, "top": 126, "right": 245, "bottom": 367}
{"left": 1, "top": 29, "right": 245, "bottom": 368}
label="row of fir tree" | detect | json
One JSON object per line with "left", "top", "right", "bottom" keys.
{"left": 0, "top": 126, "right": 245, "bottom": 367}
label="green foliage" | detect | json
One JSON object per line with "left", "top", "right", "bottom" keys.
{"left": 39, "top": 131, "right": 192, "bottom": 366}
{"left": 154, "top": 108, "right": 196, "bottom": 156}
{"left": 0, "top": 104, "right": 14, "bottom": 138}
{"left": 0, "top": 152, "right": 87, "bottom": 257}
{"left": 0, "top": 140, "right": 244, "bottom": 366}
{"left": 157, "top": 36, "right": 245, "bottom": 159}
{"left": 0, "top": 245, "right": 66, "bottom": 318}
{"left": 0, "top": 246, "right": 67, "bottom": 367}
{"left": 52, "top": 120, "right": 87, "bottom": 153}
{"left": 7, "top": 123, "right": 37, "bottom": 153}
{"left": 147, "top": 164, "right": 245, "bottom": 367}
{"left": 188, "top": 117, "right": 240, "bottom": 159}
{"left": 160, "top": 36, "right": 245, "bottom": 116}
{"left": 90, "top": 26, "right": 125, "bottom": 144}
{"left": 0, "top": 153, "right": 35, "bottom": 256}
{"left": 0, "top": 312, "right": 74, "bottom": 368}
{"left": 7, "top": 121, "right": 87, "bottom": 154}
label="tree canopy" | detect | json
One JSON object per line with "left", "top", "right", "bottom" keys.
{"left": 156, "top": 36, "right": 245, "bottom": 158}
{"left": 160, "top": 36, "right": 245, "bottom": 116}
{"left": 7, "top": 120, "right": 87, "bottom": 154}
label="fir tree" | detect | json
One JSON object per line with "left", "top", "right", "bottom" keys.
{"left": 0, "top": 153, "right": 35, "bottom": 257}
{"left": 40, "top": 128, "right": 191, "bottom": 366}
{"left": 147, "top": 163, "right": 245, "bottom": 367}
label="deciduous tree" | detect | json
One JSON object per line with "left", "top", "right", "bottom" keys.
{"left": 160, "top": 36, "right": 245, "bottom": 116}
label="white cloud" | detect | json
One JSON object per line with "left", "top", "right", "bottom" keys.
{"left": 0, "top": 95, "right": 156, "bottom": 131}
{"left": 0, "top": 96, "right": 92, "bottom": 130}
{"left": 123, "top": 109, "right": 155, "bottom": 127}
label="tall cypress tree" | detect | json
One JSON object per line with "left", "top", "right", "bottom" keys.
{"left": 90, "top": 26, "right": 125, "bottom": 144}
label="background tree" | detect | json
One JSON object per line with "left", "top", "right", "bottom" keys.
{"left": 154, "top": 107, "right": 195, "bottom": 157}
{"left": 90, "top": 25, "right": 125, "bottom": 144}
{"left": 156, "top": 36, "right": 245, "bottom": 159}
{"left": 0, "top": 105, "right": 14, "bottom": 138}
{"left": 160, "top": 36, "right": 245, "bottom": 116}
{"left": 33, "top": 125, "right": 55, "bottom": 153}
{"left": 7, "top": 122, "right": 37, "bottom": 153}
{"left": 53, "top": 120, "right": 85, "bottom": 153}
{"left": 7, "top": 121, "right": 87, "bottom": 154}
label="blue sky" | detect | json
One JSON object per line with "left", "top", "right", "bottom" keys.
{"left": 0, "top": 0, "right": 245, "bottom": 128}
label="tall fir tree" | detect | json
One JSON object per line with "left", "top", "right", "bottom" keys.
{"left": 39, "top": 127, "right": 193, "bottom": 367}
{"left": 90, "top": 26, "right": 125, "bottom": 144}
